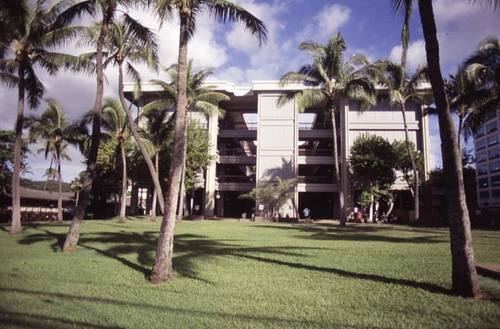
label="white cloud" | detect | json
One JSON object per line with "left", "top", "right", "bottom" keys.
{"left": 389, "top": 39, "right": 426, "bottom": 72}
{"left": 388, "top": 0, "right": 500, "bottom": 73}
{"left": 296, "top": 4, "right": 350, "bottom": 42}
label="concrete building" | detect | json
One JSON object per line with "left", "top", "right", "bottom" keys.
{"left": 125, "top": 80, "right": 431, "bottom": 219}
{"left": 474, "top": 109, "right": 500, "bottom": 208}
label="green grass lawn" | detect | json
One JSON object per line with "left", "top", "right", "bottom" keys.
{"left": 0, "top": 219, "right": 499, "bottom": 329}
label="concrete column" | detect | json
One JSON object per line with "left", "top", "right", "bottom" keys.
{"left": 204, "top": 113, "right": 219, "bottom": 218}
{"left": 421, "top": 105, "right": 431, "bottom": 180}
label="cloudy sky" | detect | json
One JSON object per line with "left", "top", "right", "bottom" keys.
{"left": 0, "top": 0, "right": 498, "bottom": 181}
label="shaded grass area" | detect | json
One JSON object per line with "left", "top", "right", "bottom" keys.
{"left": 0, "top": 219, "right": 499, "bottom": 328}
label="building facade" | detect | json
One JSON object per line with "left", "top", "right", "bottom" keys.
{"left": 474, "top": 109, "right": 500, "bottom": 208}
{"left": 125, "top": 81, "right": 431, "bottom": 219}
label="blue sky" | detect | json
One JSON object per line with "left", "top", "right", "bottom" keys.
{"left": 0, "top": 0, "right": 499, "bottom": 181}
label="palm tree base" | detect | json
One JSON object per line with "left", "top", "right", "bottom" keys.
{"left": 148, "top": 272, "right": 173, "bottom": 284}
{"left": 9, "top": 226, "right": 22, "bottom": 235}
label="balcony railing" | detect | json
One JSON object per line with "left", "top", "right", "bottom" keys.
{"left": 298, "top": 176, "right": 336, "bottom": 184}
{"left": 298, "top": 123, "right": 332, "bottom": 130}
{"left": 218, "top": 175, "right": 256, "bottom": 183}
{"left": 298, "top": 149, "right": 333, "bottom": 156}
{"left": 219, "top": 122, "right": 258, "bottom": 130}
{"left": 218, "top": 148, "right": 256, "bottom": 156}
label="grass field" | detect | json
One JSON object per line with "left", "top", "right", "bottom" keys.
{"left": 0, "top": 218, "right": 499, "bottom": 329}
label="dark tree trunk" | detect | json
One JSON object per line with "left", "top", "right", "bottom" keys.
{"left": 63, "top": 10, "right": 112, "bottom": 252}
{"left": 401, "top": 103, "right": 419, "bottom": 222}
{"left": 150, "top": 151, "right": 159, "bottom": 220}
{"left": 57, "top": 155, "right": 63, "bottom": 223}
{"left": 418, "top": 0, "right": 480, "bottom": 298}
{"left": 177, "top": 120, "right": 188, "bottom": 221}
{"left": 331, "top": 107, "right": 345, "bottom": 225}
{"left": 150, "top": 14, "right": 190, "bottom": 284}
{"left": 117, "top": 62, "right": 165, "bottom": 213}
{"left": 118, "top": 140, "right": 127, "bottom": 222}
{"left": 10, "top": 66, "right": 25, "bottom": 234}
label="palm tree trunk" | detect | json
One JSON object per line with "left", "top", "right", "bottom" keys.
{"left": 401, "top": 103, "right": 419, "bottom": 222}
{"left": 330, "top": 107, "right": 345, "bottom": 225}
{"left": 44, "top": 155, "right": 54, "bottom": 191}
{"left": 118, "top": 140, "right": 127, "bottom": 222}
{"left": 150, "top": 151, "right": 159, "bottom": 220}
{"left": 150, "top": 14, "right": 190, "bottom": 283}
{"left": 63, "top": 11, "right": 112, "bottom": 252}
{"left": 10, "top": 66, "right": 25, "bottom": 234}
{"left": 418, "top": 0, "right": 479, "bottom": 298}
{"left": 57, "top": 155, "right": 63, "bottom": 223}
{"left": 177, "top": 162, "right": 186, "bottom": 221}
{"left": 117, "top": 62, "right": 165, "bottom": 213}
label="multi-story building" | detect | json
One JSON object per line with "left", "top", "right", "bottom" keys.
{"left": 125, "top": 80, "right": 431, "bottom": 219}
{"left": 474, "top": 109, "right": 500, "bottom": 208}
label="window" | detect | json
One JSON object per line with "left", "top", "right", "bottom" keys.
{"left": 478, "top": 178, "right": 489, "bottom": 188}
{"left": 478, "top": 164, "right": 488, "bottom": 176}
{"left": 492, "top": 189, "right": 500, "bottom": 199}
{"left": 477, "top": 152, "right": 488, "bottom": 163}
{"left": 489, "top": 148, "right": 500, "bottom": 160}
{"left": 476, "top": 138, "right": 486, "bottom": 150}
{"left": 487, "top": 121, "right": 498, "bottom": 134}
{"left": 491, "top": 175, "right": 500, "bottom": 187}
{"left": 488, "top": 134, "right": 498, "bottom": 146}
{"left": 479, "top": 191, "right": 490, "bottom": 199}
{"left": 490, "top": 160, "right": 500, "bottom": 173}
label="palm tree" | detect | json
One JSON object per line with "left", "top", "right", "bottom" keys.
{"left": 70, "top": 176, "right": 83, "bottom": 207}
{"left": 391, "top": 0, "right": 488, "bottom": 297}
{"left": 141, "top": 108, "right": 173, "bottom": 220}
{"left": 0, "top": 0, "right": 91, "bottom": 234}
{"left": 100, "top": 98, "right": 130, "bottom": 222}
{"left": 278, "top": 33, "right": 381, "bottom": 226}
{"left": 462, "top": 38, "right": 500, "bottom": 137}
{"left": 144, "top": 61, "right": 228, "bottom": 221}
{"left": 80, "top": 16, "right": 165, "bottom": 214}
{"left": 379, "top": 61, "right": 430, "bottom": 222}
{"left": 150, "top": 0, "right": 267, "bottom": 283}
{"left": 26, "top": 99, "right": 86, "bottom": 222}
{"left": 63, "top": 0, "right": 139, "bottom": 252}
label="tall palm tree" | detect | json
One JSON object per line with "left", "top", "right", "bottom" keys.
{"left": 278, "top": 33, "right": 381, "bottom": 226}
{"left": 100, "top": 98, "right": 130, "bottom": 222}
{"left": 63, "top": 0, "right": 138, "bottom": 252}
{"left": 391, "top": 0, "right": 490, "bottom": 297}
{"left": 0, "top": 0, "right": 91, "bottom": 234}
{"left": 144, "top": 61, "right": 228, "bottom": 221}
{"left": 141, "top": 108, "right": 173, "bottom": 220}
{"left": 26, "top": 99, "right": 86, "bottom": 222}
{"left": 379, "top": 61, "right": 430, "bottom": 222}
{"left": 79, "top": 16, "right": 165, "bottom": 214}
{"left": 150, "top": 0, "right": 267, "bottom": 283}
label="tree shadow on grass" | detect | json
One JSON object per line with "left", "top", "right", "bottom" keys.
{"left": 0, "top": 309, "right": 125, "bottom": 329}
{"left": 250, "top": 224, "right": 449, "bottom": 244}
{"left": 15, "top": 225, "right": 454, "bottom": 296}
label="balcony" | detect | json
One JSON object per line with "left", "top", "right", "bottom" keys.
{"left": 218, "top": 148, "right": 256, "bottom": 164}
{"left": 298, "top": 176, "right": 336, "bottom": 184}
{"left": 217, "top": 175, "right": 256, "bottom": 192}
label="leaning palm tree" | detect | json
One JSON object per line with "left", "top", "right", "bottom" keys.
{"left": 150, "top": 0, "right": 267, "bottom": 283}
{"left": 379, "top": 61, "right": 430, "bottom": 222}
{"left": 80, "top": 17, "right": 165, "bottom": 214}
{"left": 278, "top": 33, "right": 381, "bottom": 226}
{"left": 144, "top": 61, "right": 228, "bottom": 221}
{"left": 141, "top": 108, "right": 173, "bottom": 220}
{"left": 100, "top": 98, "right": 130, "bottom": 222}
{"left": 26, "top": 99, "right": 86, "bottom": 222}
{"left": 63, "top": 0, "right": 139, "bottom": 252}
{"left": 390, "top": 0, "right": 495, "bottom": 297}
{"left": 0, "top": 0, "right": 91, "bottom": 234}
